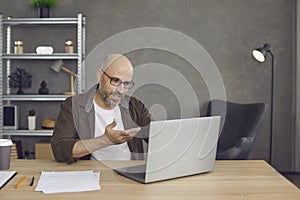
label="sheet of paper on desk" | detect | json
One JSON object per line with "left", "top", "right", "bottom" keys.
{"left": 35, "top": 170, "right": 100, "bottom": 194}
{"left": 0, "top": 171, "right": 17, "bottom": 189}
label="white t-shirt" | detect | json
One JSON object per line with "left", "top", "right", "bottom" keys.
{"left": 91, "top": 101, "right": 131, "bottom": 160}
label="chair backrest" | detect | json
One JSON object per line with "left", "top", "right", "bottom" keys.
{"left": 207, "top": 99, "right": 267, "bottom": 159}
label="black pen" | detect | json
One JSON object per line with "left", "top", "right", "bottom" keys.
{"left": 30, "top": 176, "right": 34, "bottom": 186}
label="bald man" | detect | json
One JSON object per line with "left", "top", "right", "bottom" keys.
{"left": 51, "top": 54, "right": 151, "bottom": 163}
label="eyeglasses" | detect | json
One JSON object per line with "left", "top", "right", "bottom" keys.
{"left": 101, "top": 70, "right": 135, "bottom": 89}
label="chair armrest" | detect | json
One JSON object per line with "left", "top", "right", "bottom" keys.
{"left": 216, "top": 137, "right": 254, "bottom": 160}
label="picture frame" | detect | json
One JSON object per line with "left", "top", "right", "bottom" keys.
{"left": 3, "top": 105, "right": 18, "bottom": 130}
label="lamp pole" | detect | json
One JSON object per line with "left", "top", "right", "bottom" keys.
{"left": 252, "top": 43, "right": 274, "bottom": 164}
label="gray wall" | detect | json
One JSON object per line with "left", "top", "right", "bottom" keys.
{"left": 295, "top": 0, "right": 300, "bottom": 172}
{"left": 0, "top": 0, "right": 296, "bottom": 171}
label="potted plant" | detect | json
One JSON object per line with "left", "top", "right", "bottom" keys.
{"left": 28, "top": 109, "right": 36, "bottom": 130}
{"left": 30, "top": 0, "right": 57, "bottom": 18}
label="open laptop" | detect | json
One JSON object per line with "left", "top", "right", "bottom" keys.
{"left": 113, "top": 116, "right": 221, "bottom": 183}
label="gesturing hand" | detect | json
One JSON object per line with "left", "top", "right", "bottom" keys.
{"left": 104, "top": 119, "right": 141, "bottom": 144}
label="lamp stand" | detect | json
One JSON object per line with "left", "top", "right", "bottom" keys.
{"left": 63, "top": 75, "right": 76, "bottom": 95}
{"left": 252, "top": 43, "right": 274, "bottom": 165}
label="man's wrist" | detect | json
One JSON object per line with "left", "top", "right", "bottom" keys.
{"left": 98, "top": 134, "right": 113, "bottom": 146}
{"left": 79, "top": 135, "right": 112, "bottom": 154}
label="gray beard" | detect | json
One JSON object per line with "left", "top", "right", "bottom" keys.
{"left": 99, "top": 89, "right": 121, "bottom": 108}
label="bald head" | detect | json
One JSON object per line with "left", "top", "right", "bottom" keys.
{"left": 101, "top": 54, "right": 133, "bottom": 73}
{"left": 98, "top": 54, "right": 134, "bottom": 86}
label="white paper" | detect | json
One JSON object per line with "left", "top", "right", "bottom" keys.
{"left": 0, "top": 171, "right": 17, "bottom": 189}
{"left": 35, "top": 170, "right": 100, "bottom": 194}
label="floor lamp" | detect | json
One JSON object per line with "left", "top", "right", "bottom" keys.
{"left": 252, "top": 43, "right": 274, "bottom": 164}
{"left": 50, "top": 60, "right": 78, "bottom": 95}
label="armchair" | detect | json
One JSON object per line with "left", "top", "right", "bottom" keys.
{"left": 207, "top": 99, "right": 267, "bottom": 159}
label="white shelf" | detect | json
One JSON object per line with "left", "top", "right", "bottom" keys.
{"left": 1, "top": 53, "right": 79, "bottom": 59}
{"left": 1, "top": 130, "right": 53, "bottom": 137}
{"left": 3, "top": 17, "right": 80, "bottom": 25}
{"left": 2, "top": 94, "right": 70, "bottom": 101}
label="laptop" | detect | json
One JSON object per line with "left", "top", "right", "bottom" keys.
{"left": 113, "top": 116, "right": 221, "bottom": 183}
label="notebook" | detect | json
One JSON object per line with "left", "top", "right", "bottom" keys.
{"left": 114, "top": 116, "right": 221, "bottom": 183}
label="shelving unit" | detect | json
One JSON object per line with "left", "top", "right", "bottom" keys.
{"left": 0, "top": 13, "right": 86, "bottom": 138}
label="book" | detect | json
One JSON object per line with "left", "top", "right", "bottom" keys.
{"left": 0, "top": 171, "right": 17, "bottom": 189}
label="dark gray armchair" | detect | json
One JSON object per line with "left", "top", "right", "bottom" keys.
{"left": 207, "top": 99, "right": 267, "bottom": 160}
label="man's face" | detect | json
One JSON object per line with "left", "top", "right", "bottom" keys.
{"left": 98, "top": 65, "right": 133, "bottom": 109}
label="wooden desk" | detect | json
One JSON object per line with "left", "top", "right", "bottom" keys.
{"left": 0, "top": 160, "right": 299, "bottom": 200}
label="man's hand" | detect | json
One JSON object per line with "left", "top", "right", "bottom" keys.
{"left": 105, "top": 119, "right": 141, "bottom": 144}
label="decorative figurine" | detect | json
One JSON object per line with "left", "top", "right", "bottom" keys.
{"left": 65, "top": 40, "right": 73, "bottom": 53}
{"left": 38, "top": 80, "right": 49, "bottom": 94}
{"left": 8, "top": 68, "right": 32, "bottom": 94}
{"left": 14, "top": 40, "right": 23, "bottom": 54}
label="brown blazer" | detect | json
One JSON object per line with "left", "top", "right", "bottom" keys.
{"left": 51, "top": 84, "right": 151, "bottom": 163}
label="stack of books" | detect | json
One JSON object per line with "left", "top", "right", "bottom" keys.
{"left": 10, "top": 143, "right": 18, "bottom": 159}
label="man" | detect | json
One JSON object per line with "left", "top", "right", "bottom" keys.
{"left": 51, "top": 54, "right": 151, "bottom": 163}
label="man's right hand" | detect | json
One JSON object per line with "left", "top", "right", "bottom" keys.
{"left": 72, "top": 119, "right": 141, "bottom": 158}
{"left": 104, "top": 119, "right": 141, "bottom": 144}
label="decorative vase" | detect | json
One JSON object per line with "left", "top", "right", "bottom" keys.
{"left": 37, "top": 7, "right": 50, "bottom": 18}
{"left": 28, "top": 116, "right": 36, "bottom": 130}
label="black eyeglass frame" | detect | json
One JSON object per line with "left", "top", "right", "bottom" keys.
{"left": 101, "top": 70, "right": 135, "bottom": 89}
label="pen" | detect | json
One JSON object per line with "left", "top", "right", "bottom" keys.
{"left": 15, "top": 176, "right": 26, "bottom": 189}
{"left": 30, "top": 176, "right": 34, "bottom": 186}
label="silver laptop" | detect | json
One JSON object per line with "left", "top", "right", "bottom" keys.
{"left": 114, "top": 116, "right": 221, "bottom": 183}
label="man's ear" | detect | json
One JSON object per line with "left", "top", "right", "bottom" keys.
{"left": 96, "top": 69, "right": 102, "bottom": 82}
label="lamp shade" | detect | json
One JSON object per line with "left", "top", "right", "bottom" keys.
{"left": 252, "top": 43, "right": 271, "bottom": 63}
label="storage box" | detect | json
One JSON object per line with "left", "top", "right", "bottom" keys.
{"left": 35, "top": 143, "right": 54, "bottom": 160}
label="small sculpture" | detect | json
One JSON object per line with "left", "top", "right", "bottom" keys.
{"left": 8, "top": 68, "right": 32, "bottom": 94}
{"left": 38, "top": 80, "right": 49, "bottom": 94}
